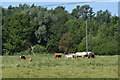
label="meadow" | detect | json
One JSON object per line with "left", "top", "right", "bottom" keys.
{"left": 2, "top": 55, "right": 118, "bottom": 78}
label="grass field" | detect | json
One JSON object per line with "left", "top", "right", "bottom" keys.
{"left": 2, "top": 55, "right": 118, "bottom": 78}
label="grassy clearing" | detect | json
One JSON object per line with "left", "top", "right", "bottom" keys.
{"left": 2, "top": 55, "right": 118, "bottom": 78}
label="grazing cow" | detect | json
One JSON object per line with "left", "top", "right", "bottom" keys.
{"left": 71, "top": 53, "right": 76, "bottom": 58}
{"left": 75, "top": 52, "right": 95, "bottom": 58}
{"left": 65, "top": 53, "right": 76, "bottom": 59}
{"left": 54, "top": 53, "right": 63, "bottom": 58}
{"left": 19, "top": 55, "right": 26, "bottom": 59}
{"left": 65, "top": 54, "right": 73, "bottom": 59}
{"left": 28, "top": 58, "right": 32, "bottom": 62}
{"left": 75, "top": 52, "right": 88, "bottom": 58}
{"left": 88, "top": 52, "right": 95, "bottom": 58}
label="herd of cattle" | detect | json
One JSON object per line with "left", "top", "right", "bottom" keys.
{"left": 20, "top": 52, "right": 95, "bottom": 61}
{"left": 54, "top": 52, "right": 95, "bottom": 59}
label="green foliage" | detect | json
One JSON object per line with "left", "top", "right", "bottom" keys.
{"left": 59, "top": 33, "right": 74, "bottom": 53}
{"left": 35, "top": 25, "right": 47, "bottom": 43}
{"left": 65, "top": 19, "right": 86, "bottom": 42}
{"left": 77, "top": 38, "right": 86, "bottom": 52}
{"left": 95, "top": 10, "right": 111, "bottom": 24}
{"left": 33, "top": 44, "right": 46, "bottom": 54}
{"left": 71, "top": 5, "right": 94, "bottom": 20}
{"left": 2, "top": 3, "right": 118, "bottom": 55}
{"left": 92, "top": 36, "right": 118, "bottom": 55}
{"left": 46, "top": 39, "right": 59, "bottom": 53}
{"left": 3, "top": 13, "right": 35, "bottom": 55}
{"left": 19, "top": 50, "right": 30, "bottom": 55}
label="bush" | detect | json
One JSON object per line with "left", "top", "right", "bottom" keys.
{"left": 77, "top": 36, "right": 118, "bottom": 55}
{"left": 77, "top": 38, "right": 86, "bottom": 52}
{"left": 19, "top": 50, "right": 30, "bottom": 55}
{"left": 92, "top": 36, "right": 118, "bottom": 55}
{"left": 33, "top": 44, "right": 46, "bottom": 53}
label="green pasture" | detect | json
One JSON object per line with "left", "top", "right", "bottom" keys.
{"left": 2, "top": 55, "right": 118, "bottom": 78}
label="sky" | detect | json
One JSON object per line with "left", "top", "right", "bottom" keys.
{"left": 1, "top": 0, "right": 120, "bottom": 2}
{"left": 1, "top": 2, "right": 119, "bottom": 16}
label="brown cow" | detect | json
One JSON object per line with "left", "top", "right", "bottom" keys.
{"left": 28, "top": 58, "right": 32, "bottom": 62}
{"left": 54, "top": 53, "right": 63, "bottom": 58}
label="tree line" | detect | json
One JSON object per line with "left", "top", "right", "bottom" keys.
{"left": 2, "top": 4, "right": 119, "bottom": 55}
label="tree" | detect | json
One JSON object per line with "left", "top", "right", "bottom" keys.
{"left": 71, "top": 5, "right": 94, "bottom": 20}
{"left": 95, "top": 10, "right": 111, "bottom": 24}
{"left": 34, "top": 11, "right": 57, "bottom": 45}
{"left": 71, "top": 5, "right": 95, "bottom": 53}
{"left": 3, "top": 13, "right": 35, "bottom": 55}
{"left": 59, "top": 33, "right": 74, "bottom": 53}
{"left": 46, "top": 6, "right": 74, "bottom": 53}
{"left": 65, "top": 19, "right": 86, "bottom": 44}
{"left": 2, "top": 4, "right": 118, "bottom": 55}
{"left": 35, "top": 25, "right": 47, "bottom": 45}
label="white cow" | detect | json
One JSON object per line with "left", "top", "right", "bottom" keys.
{"left": 71, "top": 53, "right": 76, "bottom": 58}
{"left": 75, "top": 52, "right": 94, "bottom": 58}
{"left": 64, "top": 53, "right": 76, "bottom": 59}
{"left": 65, "top": 54, "right": 73, "bottom": 59}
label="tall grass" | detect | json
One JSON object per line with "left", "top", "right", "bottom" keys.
{"left": 2, "top": 55, "right": 118, "bottom": 78}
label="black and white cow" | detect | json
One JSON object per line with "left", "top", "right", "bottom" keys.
{"left": 19, "top": 55, "right": 26, "bottom": 59}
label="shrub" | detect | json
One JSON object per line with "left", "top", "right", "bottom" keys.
{"left": 33, "top": 44, "right": 46, "bottom": 54}
{"left": 77, "top": 35, "right": 118, "bottom": 55}
{"left": 92, "top": 36, "right": 118, "bottom": 55}
{"left": 19, "top": 50, "right": 30, "bottom": 55}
